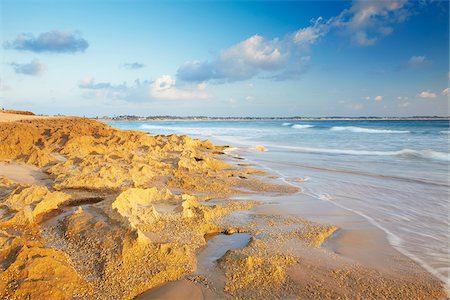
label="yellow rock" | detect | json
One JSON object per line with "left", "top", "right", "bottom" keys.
{"left": 2, "top": 185, "right": 71, "bottom": 225}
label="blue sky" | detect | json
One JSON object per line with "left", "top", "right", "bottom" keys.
{"left": 0, "top": 0, "right": 448, "bottom": 117}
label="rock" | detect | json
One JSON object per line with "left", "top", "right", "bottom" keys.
{"left": 2, "top": 185, "right": 71, "bottom": 225}
{"left": 254, "top": 145, "right": 267, "bottom": 152}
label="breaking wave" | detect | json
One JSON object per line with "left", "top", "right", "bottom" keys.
{"left": 330, "top": 126, "right": 410, "bottom": 133}
{"left": 272, "top": 145, "right": 449, "bottom": 162}
{"left": 292, "top": 124, "right": 315, "bottom": 129}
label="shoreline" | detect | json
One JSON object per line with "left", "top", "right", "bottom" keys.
{"left": 224, "top": 148, "right": 450, "bottom": 290}
{"left": 99, "top": 117, "right": 450, "bottom": 122}
{"left": 0, "top": 111, "right": 447, "bottom": 299}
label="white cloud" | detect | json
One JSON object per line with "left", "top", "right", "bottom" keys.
{"left": 333, "top": 0, "right": 411, "bottom": 46}
{"left": 399, "top": 101, "right": 410, "bottom": 108}
{"left": 150, "top": 75, "right": 209, "bottom": 100}
{"left": 177, "top": 19, "right": 325, "bottom": 83}
{"left": 176, "top": 0, "right": 415, "bottom": 83}
{"left": 362, "top": 96, "right": 371, "bottom": 100}
{"left": 78, "top": 76, "right": 208, "bottom": 102}
{"left": 177, "top": 34, "right": 291, "bottom": 82}
{"left": 293, "top": 17, "right": 329, "bottom": 45}
{"left": 197, "top": 82, "right": 207, "bottom": 91}
{"left": 245, "top": 96, "right": 255, "bottom": 101}
{"left": 397, "top": 96, "right": 409, "bottom": 100}
{"left": 374, "top": 95, "right": 383, "bottom": 101}
{"left": 441, "top": 88, "right": 449, "bottom": 96}
{"left": 417, "top": 91, "right": 437, "bottom": 98}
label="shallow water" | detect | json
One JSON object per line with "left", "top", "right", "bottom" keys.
{"left": 197, "top": 233, "right": 252, "bottom": 274}
{"left": 108, "top": 119, "right": 450, "bottom": 286}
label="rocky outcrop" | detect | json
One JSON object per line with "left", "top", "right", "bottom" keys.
{"left": 0, "top": 117, "right": 290, "bottom": 299}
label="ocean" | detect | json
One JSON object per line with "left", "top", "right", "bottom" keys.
{"left": 107, "top": 119, "right": 449, "bottom": 285}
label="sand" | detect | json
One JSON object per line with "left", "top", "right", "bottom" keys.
{"left": 0, "top": 110, "right": 447, "bottom": 299}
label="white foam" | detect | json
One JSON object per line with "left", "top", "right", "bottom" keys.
{"left": 304, "top": 187, "right": 450, "bottom": 290}
{"left": 270, "top": 145, "right": 450, "bottom": 162}
{"left": 223, "top": 147, "right": 240, "bottom": 154}
{"left": 292, "top": 124, "right": 315, "bottom": 129}
{"left": 330, "top": 126, "right": 410, "bottom": 134}
{"left": 282, "top": 122, "right": 292, "bottom": 126}
{"left": 440, "top": 130, "right": 450, "bottom": 134}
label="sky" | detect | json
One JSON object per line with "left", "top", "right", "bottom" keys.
{"left": 0, "top": 0, "right": 449, "bottom": 117}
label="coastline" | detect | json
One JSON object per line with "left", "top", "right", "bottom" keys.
{"left": 0, "top": 111, "right": 447, "bottom": 299}
{"left": 99, "top": 117, "right": 450, "bottom": 122}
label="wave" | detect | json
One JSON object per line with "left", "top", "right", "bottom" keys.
{"left": 440, "top": 130, "right": 449, "bottom": 134}
{"left": 272, "top": 145, "right": 450, "bottom": 162}
{"left": 282, "top": 122, "right": 292, "bottom": 126}
{"left": 330, "top": 126, "right": 409, "bottom": 134}
{"left": 292, "top": 124, "right": 315, "bottom": 129}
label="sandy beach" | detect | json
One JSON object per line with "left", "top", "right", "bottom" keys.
{"left": 0, "top": 110, "right": 447, "bottom": 299}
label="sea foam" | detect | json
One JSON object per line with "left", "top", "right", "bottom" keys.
{"left": 272, "top": 145, "right": 449, "bottom": 162}
{"left": 330, "top": 126, "right": 409, "bottom": 133}
{"left": 292, "top": 124, "right": 315, "bottom": 129}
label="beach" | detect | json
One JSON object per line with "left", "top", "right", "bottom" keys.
{"left": 0, "top": 110, "right": 447, "bottom": 299}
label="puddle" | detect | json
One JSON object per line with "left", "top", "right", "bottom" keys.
{"left": 0, "top": 161, "right": 52, "bottom": 186}
{"left": 196, "top": 232, "right": 251, "bottom": 274}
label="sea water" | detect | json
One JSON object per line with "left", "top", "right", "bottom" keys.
{"left": 108, "top": 119, "right": 449, "bottom": 285}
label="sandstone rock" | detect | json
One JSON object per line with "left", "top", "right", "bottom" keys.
{"left": 2, "top": 185, "right": 71, "bottom": 225}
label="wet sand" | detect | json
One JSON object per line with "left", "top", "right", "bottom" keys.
{"left": 0, "top": 161, "right": 52, "bottom": 186}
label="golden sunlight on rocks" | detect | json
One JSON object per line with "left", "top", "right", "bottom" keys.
{"left": 0, "top": 112, "right": 446, "bottom": 299}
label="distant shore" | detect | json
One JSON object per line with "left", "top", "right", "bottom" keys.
{"left": 98, "top": 116, "right": 450, "bottom": 122}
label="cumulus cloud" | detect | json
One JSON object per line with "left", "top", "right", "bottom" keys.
{"left": 78, "top": 76, "right": 208, "bottom": 102}
{"left": 177, "top": 18, "right": 328, "bottom": 83}
{"left": 333, "top": 0, "right": 411, "bottom": 46}
{"left": 122, "top": 62, "right": 145, "bottom": 70}
{"left": 150, "top": 75, "right": 208, "bottom": 100}
{"left": 441, "top": 88, "right": 449, "bottom": 96}
{"left": 176, "top": 0, "right": 415, "bottom": 83}
{"left": 177, "top": 34, "right": 289, "bottom": 82}
{"left": 177, "top": 30, "right": 319, "bottom": 82}
{"left": 374, "top": 95, "right": 383, "bottom": 101}
{"left": 417, "top": 91, "right": 437, "bottom": 98}
{"left": 4, "top": 30, "right": 88, "bottom": 53}
{"left": 10, "top": 59, "right": 46, "bottom": 76}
